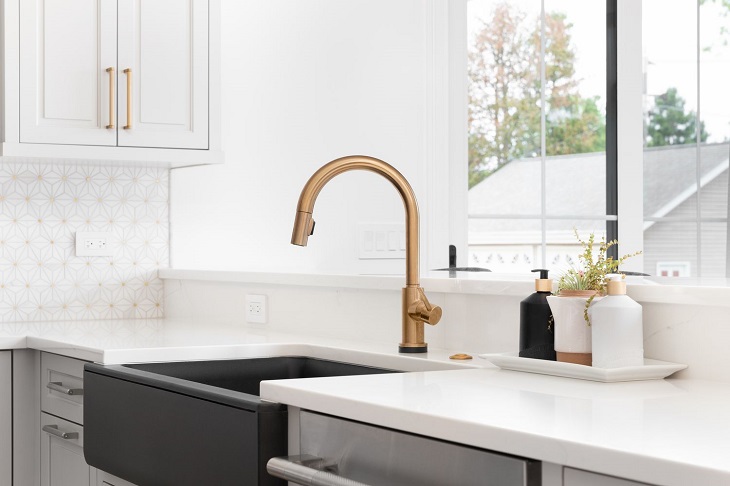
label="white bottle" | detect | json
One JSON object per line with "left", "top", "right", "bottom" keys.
{"left": 589, "top": 274, "right": 644, "bottom": 368}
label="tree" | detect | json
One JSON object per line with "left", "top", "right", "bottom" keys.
{"left": 468, "top": 3, "right": 537, "bottom": 187}
{"left": 645, "top": 87, "right": 708, "bottom": 147}
{"left": 547, "top": 96, "right": 606, "bottom": 155}
{"left": 468, "top": 3, "right": 606, "bottom": 188}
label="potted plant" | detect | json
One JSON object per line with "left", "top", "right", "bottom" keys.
{"left": 547, "top": 230, "right": 640, "bottom": 366}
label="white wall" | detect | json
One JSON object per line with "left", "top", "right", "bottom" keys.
{"left": 171, "top": 1, "right": 460, "bottom": 275}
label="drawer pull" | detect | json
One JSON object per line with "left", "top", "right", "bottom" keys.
{"left": 47, "top": 381, "right": 84, "bottom": 396}
{"left": 267, "top": 456, "right": 372, "bottom": 486}
{"left": 43, "top": 425, "right": 79, "bottom": 441}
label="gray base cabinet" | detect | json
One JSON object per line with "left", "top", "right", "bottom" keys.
{"left": 0, "top": 352, "right": 11, "bottom": 485}
{"left": 11, "top": 350, "right": 137, "bottom": 486}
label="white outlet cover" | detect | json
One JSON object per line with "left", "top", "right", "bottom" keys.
{"left": 245, "top": 294, "right": 267, "bottom": 324}
{"left": 75, "top": 232, "right": 114, "bottom": 257}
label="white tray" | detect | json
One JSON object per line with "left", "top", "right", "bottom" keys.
{"left": 478, "top": 352, "right": 687, "bottom": 382}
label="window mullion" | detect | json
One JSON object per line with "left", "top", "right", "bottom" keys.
{"left": 540, "top": 0, "right": 547, "bottom": 268}
{"left": 616, "top": 0, "right": 645, "bottom": 272}
{"left": 695, "top": 0, "right": 703, "bottom": 277}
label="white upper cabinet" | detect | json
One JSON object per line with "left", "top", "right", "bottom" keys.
{"left": 118, "top": 0, "right": 209, "bottom": 149}
{"left": 19, "top": 0, "right": 117, "bottom": 146}
{"left": 7, "top": 0, "right": 220, "bottom": 166}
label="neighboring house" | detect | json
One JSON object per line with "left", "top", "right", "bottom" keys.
{"left": 467, "top": 143, "right": 730, "bottom": 277}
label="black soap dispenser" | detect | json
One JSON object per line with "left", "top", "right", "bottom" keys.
{"left": 519, "top": 269, "right": 556, "bottom": 360}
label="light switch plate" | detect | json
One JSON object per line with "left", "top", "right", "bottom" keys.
{"left": 357, "top": 223, "right": 406, "bottom": 260}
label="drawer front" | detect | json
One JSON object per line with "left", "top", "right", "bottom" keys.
{"left": 41, "top": 353, "right": 87, "bottom": 425}
{"left": 41, "top": 412, "right": 90, "bottom": 486}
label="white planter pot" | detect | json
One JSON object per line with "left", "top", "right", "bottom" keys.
{"left": 547, "top": 291, "right": 602, "bottom": 366}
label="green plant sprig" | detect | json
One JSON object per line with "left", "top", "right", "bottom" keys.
{"left": 556, "top": 229, "right": 642, "bottom": 324}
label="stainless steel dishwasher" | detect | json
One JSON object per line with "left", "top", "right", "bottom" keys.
{"left": 268, "top": 411, "right": 541, "bottom": 486}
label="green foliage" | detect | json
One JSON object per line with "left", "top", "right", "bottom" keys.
{"left": 646, "top": 88, "right": 709, "bottom": 147}
{"left": 557, "top": 229, "right": 642, "bottom": 324}
{"left": 468, "top": 3, "right": 606, "bottom": 188}
{"left": 546, "top": 96, "right": 606, "bottom": 156}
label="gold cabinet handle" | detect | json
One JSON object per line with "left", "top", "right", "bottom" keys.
{"left": 123, "top": 68, "right": 132, "bottom": 129}
{"left": 106, "top": 67, "right": 115, "bottom": 129}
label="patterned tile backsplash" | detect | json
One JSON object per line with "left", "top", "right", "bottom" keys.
{"left": 0, "top": 161, "right": 168, "bottom": 322}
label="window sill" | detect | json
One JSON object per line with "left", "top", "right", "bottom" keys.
{"left": 159, "top": 268, "right": 730, "bottom": 308}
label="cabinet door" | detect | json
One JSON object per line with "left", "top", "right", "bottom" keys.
{"left": 20, "top": 0, "right": 117, "bottom": 146}
{"left": 41, "top": 413, "right": 92, "bottom": 486}
{"left": 117, "top": 0, "right": 209, "bottom": 149}
{"left": 0, "top": 352, "right": 10, "bottom": 486}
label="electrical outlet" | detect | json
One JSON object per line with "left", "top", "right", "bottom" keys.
{"left": 245, "top": 294, "right": 267, "bottom": 324}
{"left": 75, "top": 232, "right": 114, "bottom": 257}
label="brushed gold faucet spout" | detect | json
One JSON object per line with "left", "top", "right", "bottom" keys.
{"left": 291, "top": 155, "right": 442, "bottom": 353}
{"left": 291, "top": 211, "right": 315, "bottom": 246}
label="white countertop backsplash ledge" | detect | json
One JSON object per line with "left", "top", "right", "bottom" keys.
{"left": 159, "top": 268, "right": 730, "bottom": 306}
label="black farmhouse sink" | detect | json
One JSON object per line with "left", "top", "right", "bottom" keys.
{"left": 84, "top": 357, "right": 397, "bottom": 486}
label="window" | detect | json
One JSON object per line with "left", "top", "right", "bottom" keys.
{"left": 642, "top": 0, "right": 730, "bottom": 277}
{"left": 464, "top": 0, "right": 730, "bottom": 277}
{"left": 467, "top": 0, "right": 610, "bottom": 273}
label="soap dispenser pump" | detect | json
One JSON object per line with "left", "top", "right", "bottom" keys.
{"left": 519, "top": 269, "right": 556, "bottom": 360}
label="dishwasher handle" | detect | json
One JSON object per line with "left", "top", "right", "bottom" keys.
{"left": 267, "top": 456, "right": 372, "bottom": 486}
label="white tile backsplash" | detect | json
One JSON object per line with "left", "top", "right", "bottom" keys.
{"left": 0, "top": 161, "right": 168, "bottom": 322}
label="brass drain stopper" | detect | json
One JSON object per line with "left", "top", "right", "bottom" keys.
{"left": 449, "top": 353, "right": 473, "bottom": 360}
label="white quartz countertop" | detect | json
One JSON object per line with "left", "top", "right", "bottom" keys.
{"left": 261, "top": 368, "right": 730, "bottom": 486}
{"left": 3, "top": 318, "right": 728, "bottom": 486}
{"left": 0, "top": 318, "right": 481, "bottom": 369}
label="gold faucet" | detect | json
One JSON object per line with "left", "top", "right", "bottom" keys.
{"left": 291, "top": 155, "right": 442, "bottom": 353}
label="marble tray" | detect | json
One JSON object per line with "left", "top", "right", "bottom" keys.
{"left": 478, "top": 352, "right": 687, "bottom": 382}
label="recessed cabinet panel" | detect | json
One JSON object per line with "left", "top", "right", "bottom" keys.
{"left": 117, "top": 0, "right": 209, "bottom": 149}
{"left": 139, "top": 0, "right": 188, "bottom": 125}
{"left": 20, "top": 0, "right": 117, "bottom": 146}
{"left": 44, "top": 2, "right": 95, "bottom": 121}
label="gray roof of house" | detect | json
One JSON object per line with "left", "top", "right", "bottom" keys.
{"left": 468, "top": 143, "right": 730, "bottom": 235}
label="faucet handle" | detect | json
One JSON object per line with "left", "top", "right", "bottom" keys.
{"left": 408, "top": 288, "right": 442, "bottom": 325}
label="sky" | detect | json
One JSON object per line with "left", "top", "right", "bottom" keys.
{"left": 467, "top": 0, "right": 730, "bottom": 142}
